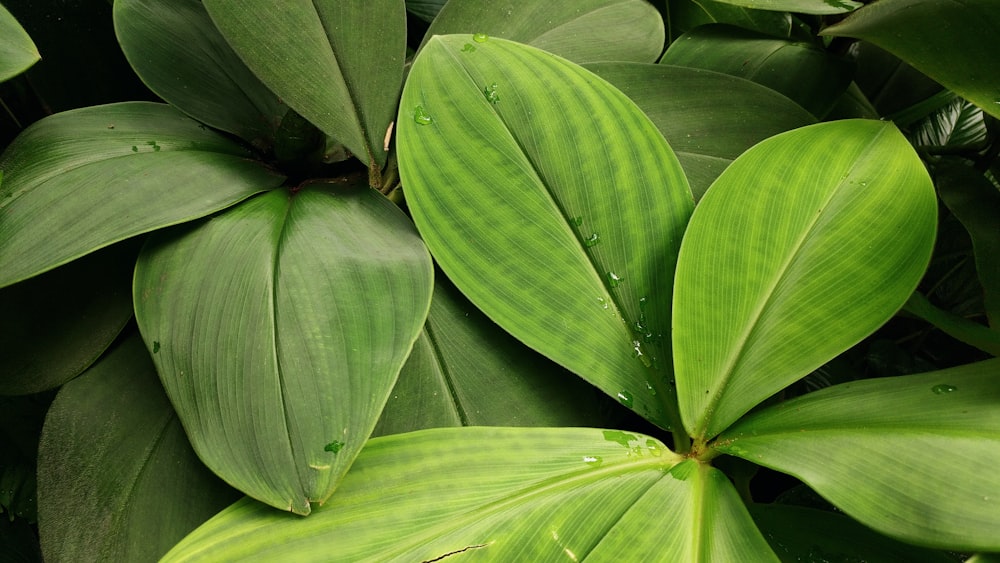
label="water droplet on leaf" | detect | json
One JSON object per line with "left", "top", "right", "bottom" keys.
{"left": 584, "top": 233, "right": 600, "bottom": 247}
{"left": 324, "top": 441, "right": 344, "bottom": 454}
{"left": 413, "top": 105, "right": 433, "bottom": 125}
{"left": 461, "top": 43, "right": 476, "bottom": 53}
{"left": 152, "top": 341, "right": 160, "bottom": 354}
{"left": 932, "top": 384, "right": 957, "bottom": 394}
{"left": 472, "top": 32, "right": 489, "bottom": 43}
{"left": 569, "top": 216, "right": 583, "bottom": 227}
{"left": 606, "top": 271, "right": 623, "bottom": 288}
{"left": 483, "top": 82, "right": 500, "bottom": 104}
{"left": 616, "top": 390, "right": 634, "bottom": 407}
{"left": 131, "top": 146, "right": 138, "bottom": 152}
{"left": 582, "top": 455, "right": 602, "bottom": 466}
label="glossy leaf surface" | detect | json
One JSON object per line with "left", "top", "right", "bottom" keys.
{"left": 398, "top": 36, "right": 693, "bottom": 430}
{"left": 202, "top": 0, "right": 405, "bottom": 177}
{"left": 910, "top": 98, "right": 987, "bottom": 150}
{"left": 823, "top": 0, "right": 1000, "bottom": 119}
{"left": 114, "top": 0, "right": 286, "bottom": 149}
{"left": 163, "top": 427, "right": 777, "bottom": 562}
{"left": 0, "top": 2, "right": 39, "bottom": 82}
{"left": 37, "top": 335, "right": 240, "bottom": 562}
{"left": 661, "top": 24, "right": 853, "bottom": 118}
{"left": 375, "top": 278, "right": 605, "bottom": 435}
{"left": 673, "top": 120, "right": 937, "bottom": 440}
{"left": 707, "top": 0, "right": 860, "bottom": 14}
{"left": 0, "top": 241, "right": 137, "bottom": 395}
{"left": 423, "top": 0, "right": 665, "bottom": 63}
{"left": 0, "top": 102, "right": 284, "bottom": 288}
{"left": 134, "top": 184, "right": 433, "bottom": 514}
{"left": 716, "top": 360, "right": 1000, "bottom": 551}
{"left": 586, "top": 62, "right": 815, "bottom": 198}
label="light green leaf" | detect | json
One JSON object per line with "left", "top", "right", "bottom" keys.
{"left": 749, "top": 504, "right": 958, "bottom": 562}
{"left": 673, "top": 119, "right": 937, "bottom": 440}
{"left": 114, "top": 0, "right": 287, "bottom": 149}
{"left": 398, "top": 36, "right": 693, "bottom": 431}
{"left": 0, "top": 3, "right": 39, "bottom": 82}
{"left": 133, "top": 184, "right": 433, "bottom": 515}
{"left": 716, "top": 360, "right": 1000, "bottom": 551}
{"left": 707, "top": 0, "right": 860, "bottom": 15}
{"left": 375, "top": 277, "right": 606, "bottom": 435}
{"left": 585, "top": 62, "right": 815, "bottom": 199}
{"left": 666, "top": 0, "right": 792, "bottom": 42}
{"left": 936, "top": 160, "right": 1000, "bottom": 328}
{"left": 202, "top": 0, "right": 405, "bottom": 181}
{"left": 0, "top": 241, "right": 137, "bottom": 395}
{"left": 163, "top": 427, "right": 778, "bottom": 562}
{"left": 37, "top": 335, "right": 240, "bottom": 562}
{"left": 661, "top": 24, "right": 853, "bottom": 118}
{"left": 0, "top": 102, "right": 284, "bottom": 289}
{"left": 823, "top": 0, "right": 1000, "bottom": 120}
{"left": 423, "top": 0, "right": 665, "bottom": 63}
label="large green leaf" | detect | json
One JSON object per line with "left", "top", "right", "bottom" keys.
{"left": 133, "top": 184, "right": 433, "bottom": 515}
{"left": 202, "top": 0, "right": 405, "bottom": 181}
{"left": 398, "top": 36, "right": 693, "bottom": 431}
{"left": 585, "top": 62, "right": 815, "bottom": 199}
{"left": 665, "top": 0, "right": 793, "bottom": 43}
{"left": 823, "top": 0, "right": 1000, "bottom": 120}
{"left": 423, "top": 0, "right": 665, "bottom": 63}
{"left": 36, "top": 334, "right": 240, "bottom": 562}
{"left": 114, "top": 0, "right": 286, "bottom": 150}
{"left": 707, "top": 0, "right": 860, "bottom": 14}
{"left": 910, "top": 98, "right": 988, "bottom": 150}
{"left": 374, "top": 277, "right": 606, "bottom": 435}
{"left": 406, "top": 0, "right": 445, "bottom": 23}
{"left": 851, "top": 42, "right": 946, "bottom": 121}
{"left": 715, "top": 360, "right": 1000, "bottom": 551}
{"left": 673, "top": 119, "right": 937, "bottom": 440}
{"left": 660, "top": 24, "right": 853, "bottom": 118}
{"left": 0, "top": 241, "right": 137, "bottom": 395}
{"left": 0, "top": 102, "right": 284, "bottom": 289}
{"left": 0, "top": 2, "right": 39, "bottom": 82}
{"left": 162, "top": 427, "right": 778, "bottom": 562}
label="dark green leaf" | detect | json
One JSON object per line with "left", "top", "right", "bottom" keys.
{"left": 0, "top": 2, "right": 39, "bottom": 82}
{"left": 666, "top": 0, "right": 792, "bottom": 42}
{"left": 134, "top": 184, "right": 433, "bottom": 514}
{"left": 36, "top": 335, "right": 240, "bottom": 562}
{"left": 708, "top": 0, "right": 860, "bottom": 14}
{"left": 910, "top": 98, "right": 988, "bottom": 150}
{"left": 398, "top": 36, "right": 693, "bottom": 430}
{"left": 406, "top": 0, "right": 445, "bottom": 23}
{"left": 0, "top": 102, "right": 285, "bottom": 288}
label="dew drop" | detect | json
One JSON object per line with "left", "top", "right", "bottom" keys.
{"left": 152, "top": 341, "right": 160, "bottom": 354}
{"left": 606, "top": 271, "right": 623, "bottom": 288}
{"left": 644, "top": 381, "right": 657, "bottom": 396}
{"left": 461, "top": 43, "right": 476, "bottom": 53}
{"left": 569, "top": 216, "right": 583, "bottom": 227}
{"left": 324, "top": 441, "right": 344, "bottom": 454}
{"left": 472, "top": 32, "right": 489, "bottom": 43}
{"left": 582, "top": 455, "right": 602, "bottom": 466}
{"left": 932, "top": 384, "right": 957, "bottom": 394}
{"left": 131, "top": 146, "right": 138, "bottom": 152}
{"left": 645, "top": 439, "right": 662, "bottom": 456}
{"left": 413, "top": 105, "right": 433, "bottom": 125}
{"left": 616, "top": 390, "right": 634, "bottom": 407}
{"left": 632, "top": 340, "right": 652, "bottom": 367}
{"left": 483, "top": 82, "right": 500, "bottom": 104}
{"left": 584, "top": 233, "right": 600, "bottom": 247}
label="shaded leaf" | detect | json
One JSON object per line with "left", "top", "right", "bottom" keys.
{"left": 36, "top": 334, "right": 240, "bottom": 563}
{"left": 375, "top": 276, "right": 605, "bottom": 435}
{"left": 910, "top": 98, "right": 988, "bottom": 150}
{"left": 716, "top": 360, "right": 1000, "bottom": 551}
{"left": 0, "top": 392, "right": 50, "bottom": 524}
{"left": 0, "top": 2, "right": 39, "bottom": 82}
{"left": 586, "top": 61, "right": 815, "bottom": 199}
{"left": 162, "top": 427, "right": 778, "bottom": 562}
{"left": 824, "top": 81, "right": 880, "bottom": 121}
{"left": 134, "top": 184, "right": 433, "bottom": 515}
{"left": 202, "top": 0, "right": 406, "bottom": 179}
{"left": 114, "top": 0, "right": 287, "bottom": 150}
{"left": 673, "top": 120, "right": 937, "bottom": 440}
{"left": 0, "top": 102, "right": 285, "bottom": 288}
{"left": 666, "top": 0, "right": 792, "bottom": 43}
{"left": 0, "top": 240, "right": 138, "bottom": 395}
{"left": 904, "top": 291, "right": 1000, "bottom": 357}
{"left": 661, "top": 24, "right": 853, "bottom": 117}
{"left": 823, "top": 0, "right": 1000, "bottom": 120}
{"left": 398, "top": 36, "right": 693, "bottom": 430}
{"left": 423, "top": 0, "right": 665, "bottom": 63}
{"left": 406, "top": 0, "right": 445, "bottom": 23}
{"left": 708, "top": 0, "right": 860, "bottom": 14}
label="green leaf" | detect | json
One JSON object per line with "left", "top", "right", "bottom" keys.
{"left": 904, "top": 291, "right": 1000, "bottom": 357}
{"left": 707, "top": 0, "right": 860, "bottom": 15}
{"left": 936, "top": 160, "right": 1000, "bottom": 328}
{"left": 673, "top": 120, "right": 937, "bottom": 440}
{"left": 715, "top": 360, "right": 1000, "bottom": 551}
{"left": 0, "top": 2, "right": 39, "bottom": 82}
{"left": 0, "top": 393, "right": 49, "bottom": 524}
{"left": 823, "top": 0, "right": 1000, "bottom": 120}
{"left": 423, "top": 0, "right": 665, "bottom": 63}
{"left": 113, "top": 0, "right": 287, "bottom": 149}
{"left": 0, "top": 102, "right": 284, "bottom": 289}
{"left": 162, "top": 427, "right": 778, "bottom": 562}
{"left": 398, "top": 36, "right": 693, "bottom": 430}
{"left": 661, "top": 24, "right": 853, "bottom": 118}
{"left": 0, "top": 241, "right": 137, "bottom": 395}
{"left": 666, "top": 0, "right": 793, "bottom": 43}
{"left": 202, "top": 0, "right": 406, "bottom": 179}
{"left": 375, "top": 277, "right": 606, "bottom": 435}
{"left": 36, "top": 335, "right": 240, "bottom": 562}
{"left": 585, "top": 62, "right": 815, "bottom": 199}
{"left": 133, "top": 184, "right": 433, "bottom": 515}
{"left": 749, "top": 504, "right": 959, "bottom": 562}
{"left": 910, "top": 98, "right": 988, "bottom": 150}
{"left": 406, "top": 0, "right": 445, "bottom": 23}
